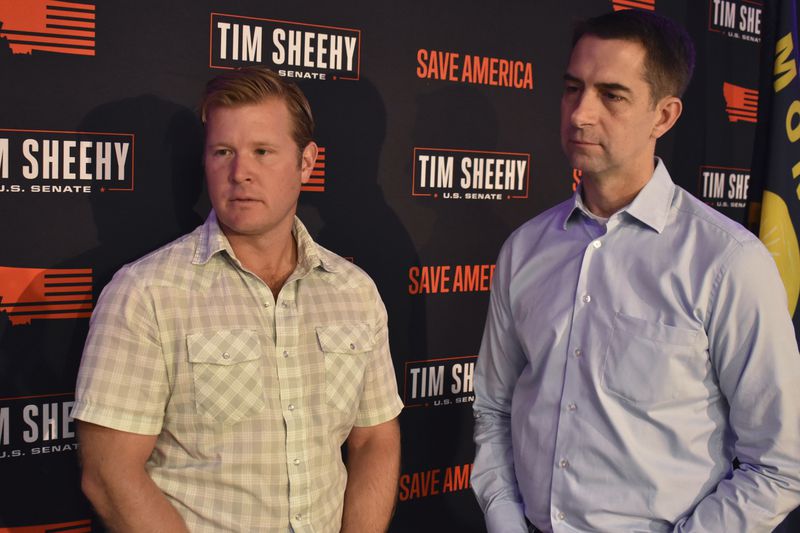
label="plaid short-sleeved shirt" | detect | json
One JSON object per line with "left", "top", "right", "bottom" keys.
{"left": 74, "top": 212, "right": 403, "bottom": 532}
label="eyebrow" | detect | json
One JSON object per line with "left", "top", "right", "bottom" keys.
{"left": 563, "top": 73, "right": 633, "bottom": 95}
{"left": 205, "top": 140, "right": 278, "bottom": 148}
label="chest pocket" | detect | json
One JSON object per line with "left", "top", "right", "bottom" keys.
{"left": 187, "top": 329, "right": 265, "bottom": 424}
{"left": 316, "top": 323, "right": 373, "bottom": 415}
{"left": 601, "top": 312, "right": 710, "bottom": 405}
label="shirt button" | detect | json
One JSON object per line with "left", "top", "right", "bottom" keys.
{"left": 592, "top": 240, "right": 602, "bottom": 249}
{"left": 574, "top": 348, "right": 582, "bottom": 357}
{"left": 559, "top": 459, "right": 570, "bottom": 469}
{"left": 294, "top": 514, "right": 302, "bottom": 521}
{"left": 567, "top": 403, "right": 577, "bottom": 412}
{"left": 283, "top": 350, "right": 289, "bottom": 358}
{"left": 222, "top": 352, "right": 230, "bottom": 359}
{"left": 263, "top": 302, "right": 270, "bottom": 308}
{"left": 281, "top": 301, "right": 288, "bottom": 308}
{"left": 582, "top": 294, "right": 591, "bottom": 303}
{"left": 288, "top": 403, "right": 295, "bottom": 411}
{"left": 349, "top": 343, "right": 356, "bottom": 350}
{"left": 557, "top": 511, "right": 566, "bottom": 521}
{"left": 293, "top": 458, "right": 300, "bottom": 465}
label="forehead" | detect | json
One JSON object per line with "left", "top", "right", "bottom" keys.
{"left": 567, "top": 36, "right": 649, "bottom": 88}
{"left": 205, "top": 97, "right": 293, "bottom": 137}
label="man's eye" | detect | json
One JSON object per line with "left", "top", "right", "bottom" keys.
{"left": 604, "top": 92, "right": 624, "bottom": 102}
{"left": 213, "top": 148, "right": 231, "bottom": 156}
{"left": 255, "top": 148, "right": 268, "bottom": 156}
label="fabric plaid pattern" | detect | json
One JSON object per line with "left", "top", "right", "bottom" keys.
{"left": 74, "top": 212, "right": 403, "bottom": 533}
{"left": 187, "top": 329, "right": 265, "bottom": 424}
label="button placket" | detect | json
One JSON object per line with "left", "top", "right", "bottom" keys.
{"left": 551, "top": 233, "right": 597, "bottom": 528}
{"left": 275, "top": 283, "right": 307, "bottom": 522}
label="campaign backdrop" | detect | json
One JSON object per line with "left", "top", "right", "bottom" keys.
{"left": 1, "top": 0, "right": 797, "bottom": 531}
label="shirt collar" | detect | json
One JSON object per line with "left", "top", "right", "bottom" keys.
{"left": 192, "top": 211, "right": 232, "bottom": 265}
{"left": 292, "top": 215, "right": 338, "bottom": 276}
{"left": 192, "top": 211, "right": 338, "bottom": 274}
{"left": 561, "top": 158, "right": 675, "bottom": 233}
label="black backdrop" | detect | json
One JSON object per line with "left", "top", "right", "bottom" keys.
{"left": 1, "top": 0, "right": 797, "bottom": 531}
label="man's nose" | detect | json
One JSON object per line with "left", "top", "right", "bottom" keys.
{"left": 230, "top": 154, "right": 253, "bottom": 183}
{"left": 569, "top": 91, "right": 599, "bottom": 127}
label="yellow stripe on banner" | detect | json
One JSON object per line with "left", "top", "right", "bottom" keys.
{"left": 760, "top": 190, "right": 800, "bottom": 316}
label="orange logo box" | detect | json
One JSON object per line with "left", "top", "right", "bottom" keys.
{"left": 0, "top": 520, "right": 91, "bottom": 533}
{"left": 301, "top": 146, "right": 325, "bottom": 192}
{"left": 0, "top": 266, "right": 92, "bottom": 326}
{"left": 0, "top": 0, "right": 95, "bottom": 57}
{"left": 723, "top": 82, "right": 758, "bottom": 123}
{"left": 612, "top": 0, "right": 655, "bottom": 11}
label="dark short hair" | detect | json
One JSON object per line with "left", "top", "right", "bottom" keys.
{"left": 572, "top": 10, "right": 695, "bottom": 101}
{"left": 200, "top": 66, "right": 314, "bottom": 152}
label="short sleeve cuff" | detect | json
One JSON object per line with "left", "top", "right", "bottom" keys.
{"left": 353, "top": 395, "right": 404, "bottom": 427}
{"left": 72, "top": 399, "right": 163, "bottom": 435}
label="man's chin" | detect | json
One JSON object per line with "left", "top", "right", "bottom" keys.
{"left": 219, "top": 219, "right": 268, "bottom": 238}
{"left": 566, "top": 155, "right": 595, "bottom": 173}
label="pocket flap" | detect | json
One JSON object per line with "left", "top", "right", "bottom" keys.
{"left": 187, "top": 329, "right": 261, "bottom": 365}
{"left": 614, "top": 312, "right": 701, "bottom": 346}
{"left": 316, "top": 322, "right": 373, "bottom": 353}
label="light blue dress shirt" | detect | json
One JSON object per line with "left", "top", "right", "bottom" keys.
{"left": 472, "top": 160, "right": 800, "bottom": 532}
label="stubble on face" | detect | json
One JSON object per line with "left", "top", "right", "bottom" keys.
{"left": 203, "top": 98, "right": 309, "bottom": 245}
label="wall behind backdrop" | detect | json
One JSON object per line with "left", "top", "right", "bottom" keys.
{"left": 1, "top": 0, "right": 797, "bottom": 531}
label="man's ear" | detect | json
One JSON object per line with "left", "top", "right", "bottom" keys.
{"left": 652, "top": 96, "right": 683, "bottom": 140}
{"left": 299, "top": 142, "right": 319, "bottom": 184}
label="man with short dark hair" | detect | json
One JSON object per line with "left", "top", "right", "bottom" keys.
{"left": 472, "top": 10, "right": 800, "bottom": 532}
{"left": 75, "top": 67, "right": 403, "bottom": 533}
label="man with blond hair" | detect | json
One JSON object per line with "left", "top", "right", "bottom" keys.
{"left": 75, "top": 67, "right": 402, "bottom": 533}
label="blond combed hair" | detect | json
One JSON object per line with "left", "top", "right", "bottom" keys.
{"left": 200, "top": 66, "right": 315, "bottom": 151}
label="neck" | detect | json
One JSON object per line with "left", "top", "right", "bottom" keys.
{"left": 225, "top": 226, "right": 298, "bottom": 299}
{"left": 581, "top": 160, "right": 656, "bottom": 217}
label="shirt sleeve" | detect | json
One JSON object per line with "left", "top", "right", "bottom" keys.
{"left": 353, "top": 282, "right": 403, "bottom": 427}
{"left": 471, "top": 242, "right": 530, "bottom": 533}
{"left": 676, "top": 239, "right": 800, "bottom": 532}
{"left": 73, "top": 267, "right": 169, "bottom": 435}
